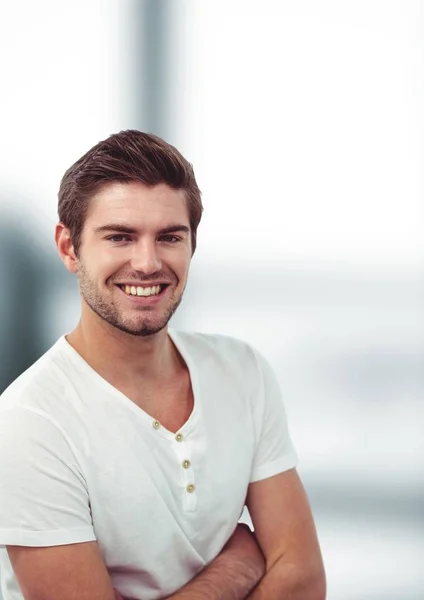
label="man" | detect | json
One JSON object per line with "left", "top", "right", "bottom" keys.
{"left": 0, "top": 130, "right": 325, "bottom": 599}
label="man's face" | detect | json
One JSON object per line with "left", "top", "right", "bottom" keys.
{"left": 75, "top": 181, "right": 192, "bottom": 337}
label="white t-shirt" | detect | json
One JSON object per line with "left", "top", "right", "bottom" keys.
{"left": 0, "top": 329, "right": 297, "bottom": 600}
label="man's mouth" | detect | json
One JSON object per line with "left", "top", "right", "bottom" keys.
{"left": 117, "top": 284, "right": 169, "bottom": 297}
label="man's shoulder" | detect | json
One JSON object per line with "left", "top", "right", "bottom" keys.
{"left": 0, "top": 337, "right": 70, "bottom": 411}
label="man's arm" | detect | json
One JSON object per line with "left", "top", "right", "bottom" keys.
{"left": 7, "top": 541, "right": 117, "bottom": 600}
{"left": 8, "top": 524, "right": 264, "bottom": 600}
{"left": 165, "top": 524, "right": 265, "bottom": 600}
{"left": 116, "top": 524, "right": 265, "bottom": 600}
{"left": 245, "top": 468, "right": 326, "bottom": 600}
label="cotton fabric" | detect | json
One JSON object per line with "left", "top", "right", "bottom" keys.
{"left": 0, "top": 330, "right": 297, "bottom": 600}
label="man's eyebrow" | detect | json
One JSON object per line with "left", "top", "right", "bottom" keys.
{"left": 93, "top": 224, "right": 190, "bottom": 235}
{"left": 93, "top": 224, "right": 137, "bottom": 234}
{"left": 159, "top": 225, "right": 190, "bottom": 235}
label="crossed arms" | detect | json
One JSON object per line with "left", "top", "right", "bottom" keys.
{"left": 7, "top": 469, "right": 326, "bottom": 600}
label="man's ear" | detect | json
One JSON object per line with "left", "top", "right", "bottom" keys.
{"left": 55, "top": 223, "right": 78, "bottom": 273}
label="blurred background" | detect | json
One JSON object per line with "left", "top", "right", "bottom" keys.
{"left": 0, "top": 1, "right": 423, "bottom": 598}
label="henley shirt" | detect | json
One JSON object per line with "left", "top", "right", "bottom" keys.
{"left": 0, "top": 329, "right": 298, "bottom": 600}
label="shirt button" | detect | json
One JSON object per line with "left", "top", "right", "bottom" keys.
{"left": 182, "top": 459, "right": 191, "bottom": 469}
{"left": 175, "top": 432, "right": 184, "bottom": 442}
{"left": 152, "top": 420, "right": 161, "bottom": 430}
{"left": 186, "top": 483, "right": 195, "bottom": 493}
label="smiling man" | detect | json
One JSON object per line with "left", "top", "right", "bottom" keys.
{"left": 0, "top": 131, "right": 325, "bottom": 600}
{"left": 75, "top": 182, "right": 191, "bottom": 339}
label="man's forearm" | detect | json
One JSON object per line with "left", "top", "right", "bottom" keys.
{"left": 165, "top": 524, "right": 265, "bottom": 600}
{"left": 166, "top": 552, "right": 259, "bottom": 599}
{"left": 116, "top": 555, "right": 259, "bottom": 600}
{"left": 115, "top": 525, "right": 265, "bottom": 600}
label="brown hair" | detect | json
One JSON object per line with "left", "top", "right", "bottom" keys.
{"left": 58, "top": 130, "right": 203, "bottom": 256}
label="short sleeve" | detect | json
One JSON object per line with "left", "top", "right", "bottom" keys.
{"left": 249, "top": 350, "right": 298, "bottom": 483}
{"left": 0, "top": 407, "right": 96, "bottom": 547}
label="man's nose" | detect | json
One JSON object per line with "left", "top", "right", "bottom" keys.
{"left": 129, "top": 241, "right": 162, "bottom": 275}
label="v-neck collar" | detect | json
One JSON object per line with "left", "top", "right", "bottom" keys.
{"left": 57, "top": 328, "right": 200, "bottom": 439}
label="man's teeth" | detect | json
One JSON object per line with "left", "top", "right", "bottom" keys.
{"left": 123, "top": 285, "right": 162, "bottom": 297}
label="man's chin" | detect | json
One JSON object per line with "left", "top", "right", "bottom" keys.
{"left": 123, "top": 326, "right": 167, "bottom": 338}
{"left": 109, "top": 319, "right": 169, "bottom": 338}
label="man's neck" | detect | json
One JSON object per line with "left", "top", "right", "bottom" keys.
{"left": 66, "top": 315, "right": 179, "bottom": 388}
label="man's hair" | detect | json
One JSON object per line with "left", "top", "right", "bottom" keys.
{"left": 58, "top": 130, "right": 203, "bottom": 256}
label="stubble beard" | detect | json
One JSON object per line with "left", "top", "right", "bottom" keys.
{"left": 76, "top": 262, "right": 185, "bottom": 337}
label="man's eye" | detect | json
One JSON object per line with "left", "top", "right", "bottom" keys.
{"left": 160, "top": 235, "right": 180, "bottom": 243}
{"left": 107, "top": 235, "right": 131, "bottom": 243}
